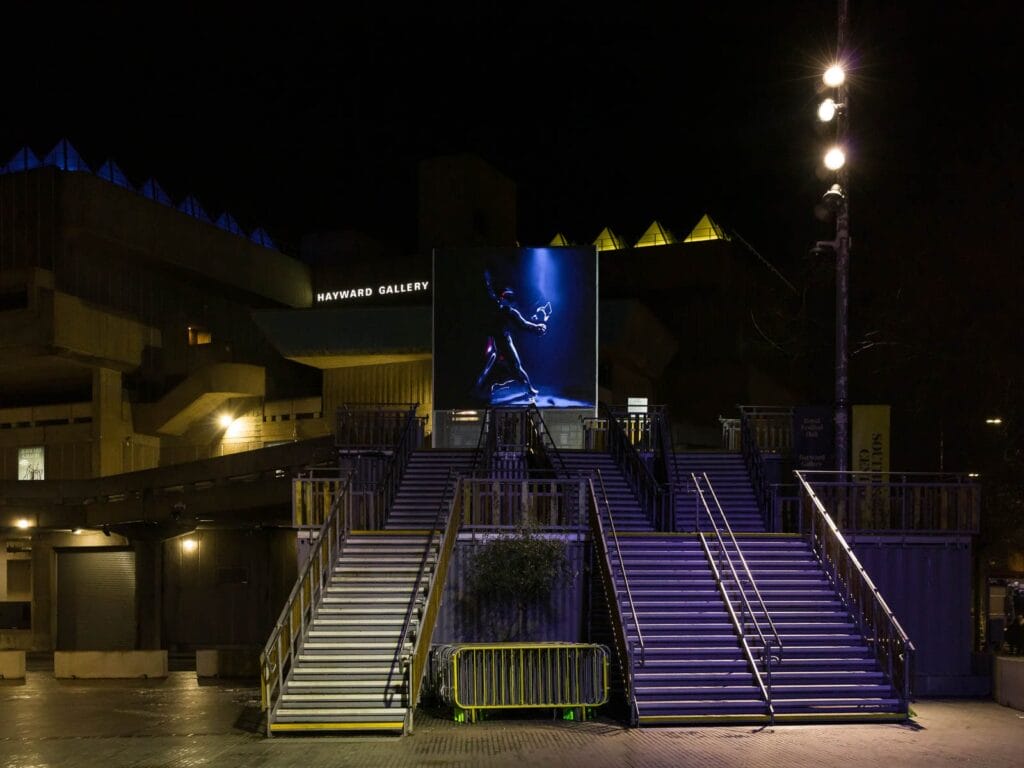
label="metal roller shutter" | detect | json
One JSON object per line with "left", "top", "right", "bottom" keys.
{"left": 57, "top": 548, "right": 136, "bottom": 650}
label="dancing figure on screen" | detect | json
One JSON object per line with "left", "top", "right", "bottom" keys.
{"left": 474, "top": 270, "right": 550, "bottom": 402}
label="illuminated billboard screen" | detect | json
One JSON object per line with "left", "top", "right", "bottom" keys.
{"left": 433, "top": 247, "right": 597, "bottom": 410}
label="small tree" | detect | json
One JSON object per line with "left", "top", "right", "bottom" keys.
{"left": 467, "top": 525, "right": 571, "bottom": 641}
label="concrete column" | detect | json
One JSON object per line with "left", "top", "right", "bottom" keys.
{"left": 91, "top": 367, "right": 130, "bottom": 477}
{"left": 133, "top": 539, "right": 163, "bottom": 650}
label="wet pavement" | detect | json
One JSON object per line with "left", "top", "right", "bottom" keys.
{"left": 1, "top": 672, "right": 1022, "bottom": 767}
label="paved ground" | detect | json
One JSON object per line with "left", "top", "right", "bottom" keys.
{"left": 1, "top": 673, "right": 1022, "bottom": 768}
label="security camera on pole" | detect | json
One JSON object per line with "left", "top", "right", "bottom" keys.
{"left": 814, "top": 1, "right": 851, "bottom": 472}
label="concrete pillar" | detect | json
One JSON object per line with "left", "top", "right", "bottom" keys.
{"left": 133, "top": 539, "right": 162, "bottom": 650}
{"left": 91, "top": 367, "right": 130, "bottom": 477}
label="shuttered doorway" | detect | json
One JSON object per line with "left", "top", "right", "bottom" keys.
{"left": 56, "top": 548, "right": 137, "bottom": 650}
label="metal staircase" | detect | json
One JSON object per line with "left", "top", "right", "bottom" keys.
{"left": 673, "top": 452, "right": 765, "bottom": 532}
{"left": 593, "top": 468, "right": 912, "bottom": 725}
{"left": 561, "top": 452, "right": 652, "bottom": 531}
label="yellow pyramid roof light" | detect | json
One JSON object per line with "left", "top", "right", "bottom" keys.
{"left": 634, "top": 220, "right": 676, "bottom": 248}
{"left": 593, "top": 226, "right": 626, "bottom": 252}
{"left": 683, "top": 213, "right": 731, "bottom": 243}
{"left": 549, "top": 232, "right": 570, "bottom": 246}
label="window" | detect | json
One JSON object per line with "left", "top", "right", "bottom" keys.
{"left": 17, "top": 446, "right": 44, "bottom": 480}
{"left": 188, "top": 326, "right": 212, "bottom": 345}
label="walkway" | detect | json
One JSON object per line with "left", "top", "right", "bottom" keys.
{"left": 0, "top": 673, "right": 1020, "bottom": 767}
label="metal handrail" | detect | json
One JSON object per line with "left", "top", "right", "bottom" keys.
{"left": 585, "top": 474, "right": 640, "bottom": 726}
{"left": 700, "top": 472, "right": 783, "bottom": 657}
{"left": 596, "top": 469, "right": 645, "bottom": 664}
{"left": 527, "top": 404, "right": 569, "bottom": 478}
{"left": 373, "top": 404, "right": 423, "bottom": 527}
{"left": 600, "top": 402, "right": 672, "bottom": 531}
{"left": 698, "top": 530, "right": 775, "bottom": 723}
{"left": 795, "top": 470, "right": 980, "bottom": 535}
{"left": 693, "top": 472, "right": 778, "bottom": 722}
{"left": 739, "top": 408, "right": 778, "bottom": 531}
{"left": 407, "top": 475, "right": 465, "bottom": 729}
{"left": 259, "top": 468, "right": 355, "bottom": 730}
{"left": 469, "top": 409, "right": 494, "bottom": 477}
{"left": 794, "top": 471, "right": 915, "bottom": 708}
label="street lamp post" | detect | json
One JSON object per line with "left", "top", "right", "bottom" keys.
{"left": 816, "top": 1, "right": 851, "bottom": 472}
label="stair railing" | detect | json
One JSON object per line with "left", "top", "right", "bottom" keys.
{"left": 795, "top": 471, "right": 915, "bottom": 709}
{"left": 393, "top": 468, "right": 460, "bottom": 732}
{"left": 526, "top": 403, "right": 570, "bottom": 478}
{"left": 260, "top": 467, "right": 356, "bottom": 733}
{"left": 373, "top": 403, "right": 425, "bottom": 527}
{"left": 738, "top": 406, "right": 792, "bottom": 532}
{"left": 600, "top": 402, "right": 673, "bottom": 531}
{"left": 469, "top": 408, "right": 496, "bottom": 477}
{"left": 693, "top": 472, "right": 778, "bottom": 724}
{"left": 587, "top": 470, "right": 642, "bottom": 726}
{"left": 699, "top": 472, "right": 783, "bottom": 659}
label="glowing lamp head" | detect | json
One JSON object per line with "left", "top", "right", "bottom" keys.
{"left": 181, "top": 537, "right": 199, "bottom": 553}
{"left": 823, "top": 64, "right": 846, "bottom": 88}
{"left": 218, "top": 413, "right": 234, "bottom": 429}
{"left": 986, "top": 418, "right": 1003, "bottom": 425}
{"left": 15, "top": 518, "right": 32, "bottom": 530}
{"left": 818, "top": 98, "right": 838, "bottom": 122}
{"left": 824, "top": 146, "right": 846, "bottom": 171}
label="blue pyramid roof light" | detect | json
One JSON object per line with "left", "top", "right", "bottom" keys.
{"left": 5, "top": 146, "right": 41, "bottom": 173}
{"left": 140, "top": 178, "right": 173, "bottom": 205}
{"left": 178, "top": 195, "right": 211, "bottom": 223}
{"left": 215, "top": 212, "right": 244, "bottom": 235}
{"left": 96, "top": 160, "right": 134, "bottom": 191}
{"left": 250, "top": 227, "right": 277, "bottom": 250}
{"left": 42, "top": 139, "right": 91, "bottom": 172}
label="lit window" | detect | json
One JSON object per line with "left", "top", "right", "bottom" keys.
{"left": 18, "top": 446, "right": 44, "bottom": 480}
{"left": 188, "top": 326, "right": 212, "bottom": 345}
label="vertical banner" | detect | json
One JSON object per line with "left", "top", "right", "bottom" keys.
{"left": 792, "top": 406, "right": 834, "bottom": 470}
{"left": 852, "top": 404, "right": 891, "bottom": 529}
{"left": 852, "top": 405, "right": 891, "bottom": 474}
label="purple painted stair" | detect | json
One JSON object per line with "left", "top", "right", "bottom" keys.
{"left": 610, "top": 533, "right": 907, "bottom": 724}
{"left": 561, "top": 451, "right": 653, "bottom": 531}
{"left": 673, "top": 452, "right": 765, "bottom": 532}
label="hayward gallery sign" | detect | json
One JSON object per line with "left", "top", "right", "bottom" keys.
{"left": 315, "top": 281, "right": 430, "bottom": 303}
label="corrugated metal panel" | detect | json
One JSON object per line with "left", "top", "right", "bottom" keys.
{"left": 56, "top": 548, "right": 136, "bottom": 650}
{"left": 323, "top": 360, "right": 432, "bottom": 424}
{"left": 434, "top": 539, "right": 586, "bottom": 643}
{"left": 853, "top": 538, "right": 972, "bottom": 679}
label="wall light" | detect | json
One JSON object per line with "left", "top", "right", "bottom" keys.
{"left": 181, "top": 537, "right": 199, "bottom": 553}
{"left": 985, "top": 418, "right": 1003, "bottom": 425}
{"left": 218, "top": 413, "right": 235, "bottom": 429}
{"left": 15, "top": 518, "right": 32, "bottom": 530}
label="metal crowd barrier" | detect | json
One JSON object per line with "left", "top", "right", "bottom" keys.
{"left": 432, "top": 643, "right": 609, "bottom": 722}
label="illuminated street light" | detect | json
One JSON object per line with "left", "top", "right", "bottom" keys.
{"left": 823, "top": 64, "right": 846, "bottom": 88}
{"left": 985, "top": 418, "right": 1002, "bottom": 425}
{"left": 818, "top": 98, "right": 838, "bottom": 122}
{"left": 824, "top": 146, "right": 846, "bottom": 170}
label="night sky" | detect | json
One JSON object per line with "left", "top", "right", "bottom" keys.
{"left": 2, "top": 1, "right": 1022, "bottom": 470}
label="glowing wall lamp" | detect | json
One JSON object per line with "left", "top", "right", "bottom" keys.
{"left": 15, "top": 518, "right": 33, "bottom": 530}
{"left": 181, "top": 537, "right": 199, "bottom": 554}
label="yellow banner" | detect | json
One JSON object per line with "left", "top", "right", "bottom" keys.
{"left": 852, "top": 405, "right": 890, "bottom": 474}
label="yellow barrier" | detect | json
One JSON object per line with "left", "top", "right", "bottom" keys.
{"left": 433, "top": 643, "right": 609, "bottom": 723}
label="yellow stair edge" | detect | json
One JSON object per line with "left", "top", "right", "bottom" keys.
{"left": 270, "top": 721, "right": 405, "bottom": 732}
{"left": 639, "top": 713, "right": 771, "bottom": 725}
{"left": 772, "top": 711, "right": 910, "bottom": 724}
